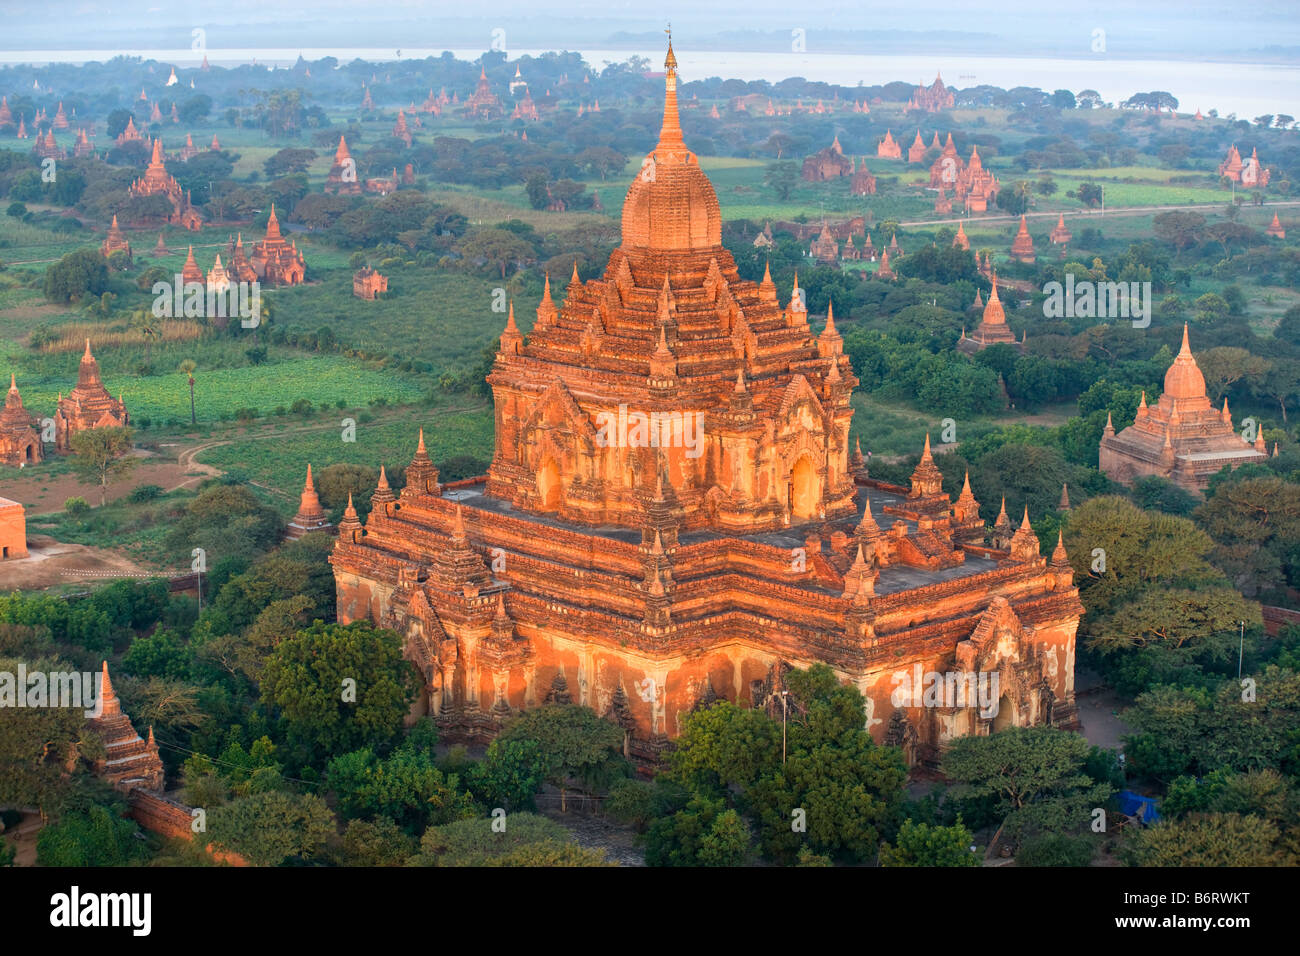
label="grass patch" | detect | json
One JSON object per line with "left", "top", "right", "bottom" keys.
{"left": 195, "top": 399, "right": 494, "bottom": 511}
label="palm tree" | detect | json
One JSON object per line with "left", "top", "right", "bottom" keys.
{"left": 179, "top": 359, "right": 196, "bottom": 425}
{"left": 131, "top": 308, "right": 159, "bottom": 366}
{"left": 253, "top": 291, "right": 275, "bottom": 331}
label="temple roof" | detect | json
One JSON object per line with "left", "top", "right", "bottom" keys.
{"left": 619, "top": 40, "right": 722, "bottom": 255}
{"left": 1163, "top": 323, "right": 1207, "bottom": 401}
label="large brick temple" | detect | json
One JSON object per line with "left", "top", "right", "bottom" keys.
{"left": 331, "top": 41, "right": 1082, "bottom": 765}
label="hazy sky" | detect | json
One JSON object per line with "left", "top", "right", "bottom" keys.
{"left": 1, "top": 1, "right": 1298, "bottom": 59}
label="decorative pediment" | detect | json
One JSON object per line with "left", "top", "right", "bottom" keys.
{"left": 777, "top": 374, "right": 827, "bottom": 423}
{"left": 956, "top": 597, "right": 1025, "bottom": 673}
{"left": 613, "top": 256, "right": 635, "bottom": 299}
{"left": 716, "top": 285, "right": 742, "bottom": 335}
{"left": 703, "top": 257, "right": 726, "bottom": 303}
{"left": 779, "top": 426, "right": 826, "bottom": 472}
{"left": 520, "top": 377, "right": 598, "bottom": 444}
{"left": 731, "top": 310, "right": 756, "bottom": 362}
{"left": 94, "top": 410, "right": 124, "bottom": 428}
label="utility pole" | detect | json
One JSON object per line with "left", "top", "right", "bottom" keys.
{"left": 781, "top": 690, "right": 789, "bottom": 764}
{"left": 1238, "top": 620, "right": 1245, "bottom": 679}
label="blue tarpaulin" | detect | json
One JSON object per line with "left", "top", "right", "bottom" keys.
{"left": 1118, "top": 790, "right": 1160, "bottom": 824}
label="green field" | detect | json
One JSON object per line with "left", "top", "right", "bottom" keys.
{"left": 195, "top": 400, "right": 495, "bottom": 511}
{"left": 12, "top": 353, "right": 425, "bottom": 424}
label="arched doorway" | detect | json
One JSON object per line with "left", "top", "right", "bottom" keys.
{"left": 992, "top": 693, "right": 1016, "bottom": 732}
{"left": 788, "top": 455, "right": 818, "bottom": 520}
{"left": 536, "top": 459, "right": 561, "bottom": 511}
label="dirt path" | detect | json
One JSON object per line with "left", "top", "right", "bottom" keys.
{"left": 0, "top": 535, "right": 159, "bottom": 591}
{"left": 0, "top": 450, "right": 205, "bottom": 515}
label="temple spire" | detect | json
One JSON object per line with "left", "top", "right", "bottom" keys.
{"left": 99, "top": 661, "right": 122, "bottom": 717}
{"left": 656, "top": 31, "right": 685, "bottom": 154}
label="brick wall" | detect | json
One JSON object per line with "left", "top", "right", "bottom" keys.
{"left": 0, "top": 499, "right": 27, "bottom": 559}
{"left": 127, "top": 790, "right": 247, "bottom": 866}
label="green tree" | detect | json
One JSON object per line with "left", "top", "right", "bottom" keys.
{"left": 764, "top": 161, "right": 798, "bottom": 201}
{"left": 1014, "top": 832, "right": 1095, "bottom": 866}
{"left": 454, "top": 228, "right": 535, "bottom": 278}
{"left": 1197, "top": 475, "right": 1300, "bottom": 597}
{"left": 524, "top": 173, "right": 549, "bottom": 210}
{"left": 207, "top": 791, "right": 335, "bottom": 866}
{"left": 743, "top": 665, "right": 907, "bottom": 863}
{"left": 470, "top": 738, "right": 550, "bottom": 811}
{"left": 68, "top": 426, "right": 136, "bottom": 506}
{"left": 499, "top": 705, "right": 629, "bottom": 811}
{"left": 327, "top": 745, "right": 476, "bottom": 833}
{"left": 166, "top": 483, "right": 286, "bottom": 567}
{"left": 0, "top": 658, "right": 95, "bottom": 815}
{"left": 1194, "top": 347, "right": 1269, "bottom": 402}
{"left": 879, "top": 818, "right": 978, "bottom": 867}
{"left": 1151, "top": 210, "right": 1205, "bottom": 251}
{"left": 178, "top": 360, "right": 197, "bottom": 424}
{"left": 1122, "top": 813, "right": 1283, "bottom": 866}
{"left": 263, "top": 147, "right": 317, "bottom": 177}
{"left": 261, "top": 620, "right": 417, "bottom": 757}
{"left": 43, "top": 248, "right": 109, "bottom": 303}
{"left": 665, "top": 701, "right": 780, "bottom": 794}
{"left": 36, "top": 803, "right": 145, "bottom": 867}
{"left": 645, "top": 794, "right": 752, "bottom": 866}
{"left": 338, "top": 816, "right": 416, "bottom": 866}
{"left": 416, "top": 812, "right": 609, "bottom": 866}
{"left": 1122, "top": 667, "right": 1300, "bottom": 780}
{"left": 941, "top": 727, "right": 1113, "bottom": 844}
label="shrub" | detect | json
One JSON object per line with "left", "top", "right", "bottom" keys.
{"left": 1015, "top": 832, "right": 1095, "bottom": 867}
{"left": 64, "top": 497, "right": 90, "bottom": 516}
{"left": 128, "top": 484, "right": 163, "bottom": 503}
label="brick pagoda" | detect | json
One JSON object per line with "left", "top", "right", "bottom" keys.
{"left": 286, "top": 464, "right": 334, "bottom": 539}
{"left": 249, "top": 205, "right": 306, "bottom": 286}
{"left": 907, "top": 130, "right": 927, "bottom": 163}
{"left": 1010, "top": 215, "right": 1035, "bottom": 262}
{"left": 0, "top": 375, "right": 43, "bottom": 467}
{"left": 1100, "top": 325, "right": 1268, "bottom": 493}
{"left": 465, "top": 67, "right": 504, "bottom": 119}
{"left": 53, "top": 340, "right": 129, "bottom": 452}
{"left": 100, "top": 215, "right": 132, "bottom": 263}
{"left": 88, "top": 662, "right": 164, "bottom": 791}
{"left": 353, "top": 266, "right": 388, "bottom": 299}
{"left": 958, "top": 275, "right": 1020, "bottom": 355}
{"left": 1049, "top": 213, "right": 1071, "bottom": 245}
{"left": 325, "top": 135, "right": 361, "bottom": 194}
{"left": 331, "top": 40, "right": 1082, "bottom": 765}
{"left": 908, "top": 73, "right": 954, "bottom": 112}
{"left": 877, "top": 129, "right": 902, "bottom": 160}
{"left": 801, "top": 135, "right": 853, "bottom": 181}
{"left": 128, "top": 139, "right": 202, "bottom": 230}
